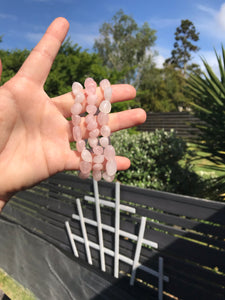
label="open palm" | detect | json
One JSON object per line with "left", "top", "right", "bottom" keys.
{"left": 0, "top": 18, "right": 146, "bottom": 209}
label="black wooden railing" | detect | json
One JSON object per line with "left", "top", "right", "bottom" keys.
{"left": 1, "top": 172, "right": 225, "bottom": 299}
{"left": 138, "top": 112, "right": 201, "bottom": 139}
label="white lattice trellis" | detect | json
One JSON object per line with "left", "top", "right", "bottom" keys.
{"left": 65, "top": 180, "right": 169, "bottom": 300}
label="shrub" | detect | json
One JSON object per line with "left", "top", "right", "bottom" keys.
{"left": 111, "top": 129, "right": 203, "bottom": 196}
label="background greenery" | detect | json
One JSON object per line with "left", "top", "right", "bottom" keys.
{"left": 111, "top": 129, "right": 204, "bottom": 196}
{"left": 0, "top": 268, "right": 36, "bottom": 300}
{"left": 1, "top": 10, "right": 225, "bottom": 200}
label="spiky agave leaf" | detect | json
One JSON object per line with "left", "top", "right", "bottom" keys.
{"left": 187, "top": 47, "right": 225, "bottom": 199}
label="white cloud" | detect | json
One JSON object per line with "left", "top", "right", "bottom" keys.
{"left": 26, "top": 32, "right": 44, "bottom": 43}
{"left": 197, "top": 4, "right": 216, "bottom": 16}
{"left": 154, "top": 54, "right": 165, "bottom": 69}
{"left": 0, "top": 13, "right": 17, "bottom": 21}
{"left": 193, "top": 50, "right": 220, "bottom": 77}
{"left": 217, "top": 3, "right": 225, "bottom": 31}
{"left": 150, "top": 17, "right": 180, "bottom": 29}
{"left": 151, "top": 46, "right": 171, "bottom": 68}
{"left": 69, "top": 21, "right": 100, "bottom": 49}
{"left": 196, "top": 3, "right": 225, "bottom": 40}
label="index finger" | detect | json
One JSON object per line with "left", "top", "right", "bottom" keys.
{"left": 52, "top": 84, "right": 137, "bottom": 118}
{"left": 17, "top": 17, "right": 69, "bottom": 86}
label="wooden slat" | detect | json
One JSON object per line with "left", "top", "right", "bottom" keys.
{"left": 8, "top": 195, "right": 225, "bottom": 273}
{"left": 3, "top": 173, "right": 225, "bottom": 300}
{"left": 136, "top": 206, "right": 225, "bottom": 239}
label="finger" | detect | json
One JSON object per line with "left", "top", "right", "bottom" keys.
{"left": 52, "top": 84, "right": 136, "bottom": 118}
{"left": 64, "top": 150, "right": 130, "bottom": 172}
{"left": 17, "top": 17, "right": 69, "bottom": 86}
{"left": 108, "top": 108, "right": 146, "bottom": 132}
{"left": 67, "top": 108, "right": 146, "bottom": 141}
{"left": 0, "top": 59, "right": 2, "bottom": 81}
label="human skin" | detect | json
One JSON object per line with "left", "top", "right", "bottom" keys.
{"left": 0, "top": 17, "right": 146, "bottom": 211}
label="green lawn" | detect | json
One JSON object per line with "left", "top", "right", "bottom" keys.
{"left": 0, "top": 268, "right": 36, "bottom": 300}
{"left": 184, "top": 143, "right": 225, "bottom": 178}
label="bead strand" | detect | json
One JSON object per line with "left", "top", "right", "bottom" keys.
{"left": 71, "top": 78, "right": 117, "bottom": 182}
{"left": 84, "top": 78, "right": 103, "bottom": 181}
{"left": 99, "top": 79, "right": 117, "bottom": 182}
{"left": 71, "top": 82, "right": 91, "bottom": 179}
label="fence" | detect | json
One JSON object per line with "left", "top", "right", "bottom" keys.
{"left": 0, "top": 172, "right": 225, "bottom": 299}
{"left": 138, "top": 112, "right": 201, "bottom": 139}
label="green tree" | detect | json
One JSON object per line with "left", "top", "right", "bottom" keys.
{"left": 165, "top": 19, "right": 200, "bottom": 75}
{"left": 44, "top": 38, "right": 111, "bottom": 97}
{"left": 0, "top": 38, "right": 119, "bottom": 102}
{"left": 137, "top": 62, "right": 189, "bottom": 112}
{"left": 0, "top": 49, "right": 30, "bottom": 85}
{"left": 94, "top": 9, "right": 157, "bottom": 83}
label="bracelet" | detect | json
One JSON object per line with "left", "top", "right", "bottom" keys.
{"left": 71, "top": 78, "right": 117, "bottom": 182}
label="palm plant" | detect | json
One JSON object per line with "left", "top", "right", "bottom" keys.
{"left": 187, "top": 46, "right": 225, "bottom": 200}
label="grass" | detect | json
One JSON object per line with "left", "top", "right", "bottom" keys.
{"left": 0, "top": 268, "right": 36, "bottom": 300}
{"left": 182, "top": 143, "right": 225, "bottom": 179}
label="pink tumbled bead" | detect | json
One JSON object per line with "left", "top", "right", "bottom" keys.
{"left": 102, "top": 172, "right": 115, "bottom": 182}
{"left": 85, "top": 114, "right": 95, "bottom": 124}
{"left": 81, "top": 149, "right": 92, "bottom": 162}
{"left": 101, "top": 125, "right": 111, "bottom": 137}
{"left": 104, "top": 86, "right": 112, "bottom": 101}
{"left": 89, "top": 128, "right": 99, "bottom": 138}
{"left": 86, "top": 85, "right": 96, "bottom": 95}
{"left": 84, "top": 77, "right": 96, "bottom": 88}
{"left": 87, "top": 120, "right": 98, "bottom": 131}
{"left": 93, "top": 146, "right": 103, "bottom": 155}
{"left": 99, "top": 100, "right": 111, "bottom": 114}
{"left": 93, "top": 163, "right": 103, "bottom": 171}
{"left": 76, "top": 140, "right": 86, "bottom": 152}
{"left": 84, "top": 78, "right": 97, "bottom": 95}
{"left": 79, "top": 171, "right": 90, "bottom": 179}
{"left": 87, "top": 94, "right": 98, "bottom": 105}
{"left": 104, "top": 145, "right": 116, "bottom": 160}
{"left": 86, "top": 105, "right": 97, "bottom": 114}
{"left": 100, "top": 137, "right": 109, "bottom": 147}
{"left": 100, "top": 79, "right": 110, "bottom": 90}
{"left": 93, "top": 170, "right": 102, "bottom": 181}
{"left": 106, "top": 159, "right": 117, "bottom": 176}
{"left": 80, "top": 161, "right": 92, "bottom": 173}
{"left": 72, "top": 115, "right": 81, "bottom": 126}
{"left": 73, "top": 126, "right": 82, "bottom": 141}
{"left": 72, "top": 82, "right": 83, "bottom": 96}
{"left": 97, "top": 112, "right": 109, "bottom": 126}
{"left": 88, "top": 138, "right": 98, "bottom": 148}
{"left": 75, "top": 93, "right": 85, "bottom": 103}
{"left": 71, "top": 103, "right": 82, "bottom": 115}
{"left": 93, "top": 154, "right": 104, "bottom": 164}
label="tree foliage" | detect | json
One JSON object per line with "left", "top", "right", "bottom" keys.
{"left": 137, "top": 62, "right": 190, "bottom": 112}
{"left": 0, "top": 38, "right": 114, "bottom": 97}
{"left": 44, "top": 38, "right": 111, "bottom": 97}
{"left": 0, "top": 49, "right": 30, "bottom": 84}
{"left": 165, "top": 19, "right": 200, "bottom": 75}
{"left": 94, "top": 9, "right": 157, "bottom": 83}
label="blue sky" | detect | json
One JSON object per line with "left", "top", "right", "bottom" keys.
{"left": 1, "top": 0, "right": 225, "bottom": 72}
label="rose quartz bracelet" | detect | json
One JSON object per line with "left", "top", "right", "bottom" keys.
{"left": 71, "top": 78, "right": 117, "bottom": 182}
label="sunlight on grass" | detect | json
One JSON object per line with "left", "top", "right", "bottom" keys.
{"left": 0, "top": 268, "right": 36, "bottom": 300}
{"left": 183, "top": 143, "right": 225, "bottom": 178}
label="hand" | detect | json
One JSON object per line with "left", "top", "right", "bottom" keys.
{"left": 0, "top": 17, "right": 146, "bottom": 211}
